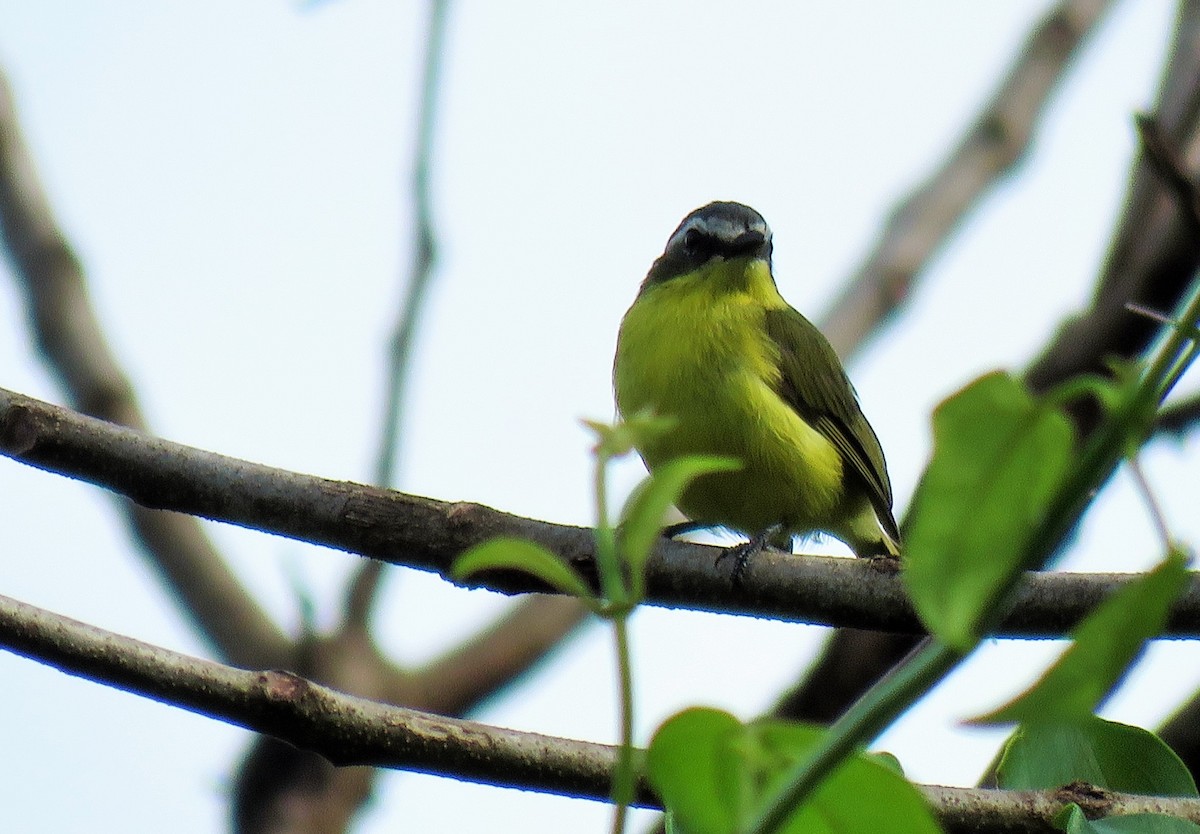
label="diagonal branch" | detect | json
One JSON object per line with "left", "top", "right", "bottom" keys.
{"left": 819, "top": 0, "right": 1117, "bottom": 357}
{"left": 4, "top": 591, "right": 1200, "bottom": 834}
{"left": 7, "top": 386, "right": 1200, "bottom": 638}
{"left": 0, "top": 67, "right": 289, "bottom": 669}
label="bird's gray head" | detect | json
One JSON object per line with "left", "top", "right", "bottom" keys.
{"left": 646, "top": 201, "right": 773, "bottom": 285}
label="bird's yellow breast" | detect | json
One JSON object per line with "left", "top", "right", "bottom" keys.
{"left": 613, "top": 259, "right": 845, "bottom": 535}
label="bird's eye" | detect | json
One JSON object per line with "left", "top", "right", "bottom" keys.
{"left": 683, "top": 228, "right": 704, "bottom": 251}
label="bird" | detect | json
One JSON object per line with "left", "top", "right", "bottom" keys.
{"left": 612, "top": 201, "right": 900, "bottom": 563}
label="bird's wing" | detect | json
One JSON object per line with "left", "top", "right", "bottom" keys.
{"left": 763, "top": 307, "right": 900, "bottom": 541}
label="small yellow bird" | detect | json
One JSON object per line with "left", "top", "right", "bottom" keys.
{"left": 613, "top": 201, "right": 900, "bottom": 559}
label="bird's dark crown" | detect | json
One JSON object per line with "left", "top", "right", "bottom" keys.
{"left": 646, "top": 201, "right": 773, "bottom": 285}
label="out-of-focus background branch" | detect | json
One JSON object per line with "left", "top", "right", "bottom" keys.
{"left": 0, "top": 62, "right": 291, "bottom": 671}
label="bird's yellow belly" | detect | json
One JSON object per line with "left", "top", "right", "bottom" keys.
{"left": 615, "top": 297, "right": 845, "bottom": 537}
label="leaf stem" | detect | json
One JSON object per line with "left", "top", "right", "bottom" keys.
{"left": 610, "top": 614, "right": 636, "bottom": 834}
{"left": 592, "top": 451, "right": 624, "bottom": 606}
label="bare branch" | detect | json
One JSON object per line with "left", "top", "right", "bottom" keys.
{"left": 7, "top": 386, "right": 1200, "bottom": 638}
{"left": 820, "top": 0, "right": 1117, "bottom": 357}
{"left": 0, "top": 592, "right": 635, "bottom": 806}
{"left": 0, "top": 67, "right": 290, "bottom": 669}
{"left": 4, "top": 592, "right": 1200, "bottom": 834}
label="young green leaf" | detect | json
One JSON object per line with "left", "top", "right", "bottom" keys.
{"left": 646, "top": 708, "right": 942, "bottom": 834}
{"left": 996, "top": 716, "right": 1197, "bottom": 797}
{"left": 972, "top": 550, "right": 1189, "bottom": 724}
{"left": 619, "top": 454, "right": 741, "bottom": 598}
{"left": 584, "top": 411, "right": 676, "bottom": 459}
{"left": 1058, "top": 804, "right": 1200, "bottom": 834}
{"left": 903, "top": 371, "right": 1074, "bottom": 651}
{"left": 452, "top": 537, "right": 598, "bottom": 608}
{"left": 647, "top": 708, "right": 745, "bottom": 834}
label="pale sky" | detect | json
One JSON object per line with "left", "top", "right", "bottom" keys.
{"left": 1, "top": 2, "right": 1197, "bottom": 833}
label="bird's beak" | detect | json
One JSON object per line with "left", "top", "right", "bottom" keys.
{"left": 727, "top": 230, "right": 767, "bottom": 258}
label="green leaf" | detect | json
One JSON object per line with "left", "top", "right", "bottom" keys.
{"left": 647, "top": 708, "right": 745, "bottom": 834}
{"left": 1059, "top": 804, "right": 1200, "bottom": 834}
{"left": 996, "top": 716, "right": 1197, "bottom": 797}
{"left": 903, "top": 371, "right": 1074, "bottom": 650}
{"left": 646, "top": 708, "right": 942, "bottom": 834}
{"left": 619, "top": 454, "right": 741, "bottom": 598}
{"left": 870, "top": 751, "right": 905, "bottom": 776}
{"left": 973, "top": 551, "right": 1189, "bottom": 724}
{"left": 452, "top": 537, "right": 598, "bottom": 608}
{"left": 584, "top": 411, "right": 676, "bottom": 459}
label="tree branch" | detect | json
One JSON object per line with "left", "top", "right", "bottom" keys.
{"left": 0, "top": 592, "right": 634, "bottom": 806}
{"left": 819, "top": 0, "right": 1117, "bottom": 357}
{"left": 6, "top": 386, "right": 1200, "bottom": 637}
{"left": 3, "top": 591, "right": 1200, "bottom": 834}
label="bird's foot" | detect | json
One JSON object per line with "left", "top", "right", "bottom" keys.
{"left": 716, "top": 524, "right": 785, "bottom": 588}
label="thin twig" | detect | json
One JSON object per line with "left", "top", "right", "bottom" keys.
{"left": 344, "top": 0, "right": 454, "bottom": 632}
{"left": 1128, "top": 456, "right": 1173, "bottom": 553}
{"left": 374, "top": 0, "right": 451, "bottom": 490}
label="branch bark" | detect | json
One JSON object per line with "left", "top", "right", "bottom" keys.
{"left": 3, "top": 591, "right": 1200, "bottom": 834}
{"left": 6, "top": 386, "right": 1200, "bottom": 638}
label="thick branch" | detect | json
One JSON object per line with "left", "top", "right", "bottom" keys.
{"left": 6, "top": 386, "right": 1200, "bottom": 637}
{"left": 3, "top": 592, "right": 1200, "bottom": 834}
{"left": 0, "top": 592, "right": 633, "bottom": 806}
